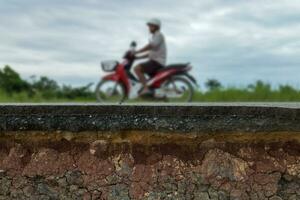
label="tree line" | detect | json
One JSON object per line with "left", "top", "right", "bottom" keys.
{"left": 0, "top": 65, "right": 94, "bottom": 99}
{"left": 1, "top": 65, "right": 300, "bottom": 102}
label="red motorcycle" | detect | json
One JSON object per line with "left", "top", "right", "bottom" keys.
{"left": 95, "top": 42, "right": 198, "bottom": 103}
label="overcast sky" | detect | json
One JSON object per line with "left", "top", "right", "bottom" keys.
{"left": 1, "top": 0, "right": 300, "bottom": 88}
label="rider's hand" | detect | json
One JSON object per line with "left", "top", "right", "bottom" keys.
{"left": 133, "top": 49, "right": 139, "bottom": 55}
{"left": 130, "top": 50, "right": 137, "bottom": 58}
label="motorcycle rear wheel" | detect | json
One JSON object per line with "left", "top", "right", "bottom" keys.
{"left": 162, "top": 77, "right": 194, "bottom": 102}
{"left": 95, "top": 80, "right": 126, "bottom": 103}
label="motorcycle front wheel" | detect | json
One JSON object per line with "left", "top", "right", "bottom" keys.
{"left": 162, "top": 77, "right": 194, "bottom": 102}
{"left": 95, "top": 80, "right": 126, "bottom": 103}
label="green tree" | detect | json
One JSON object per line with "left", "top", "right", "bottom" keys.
{"left": 32, "top": 76, "right": 59, "bottom": 91}
{"left": 0, "top": 65, "right": 30, "bottom": 93}
{"left": 31, "top": 76, "right": 62, "bottom": 98}
{"left": 58, "top": 83, "right": 94, "bottom": 99}
{"left": 253, "top": 81, "right": 271, "bottom": 92}
{"left": 205, "top": 79, "right": 222, "bottom": 91}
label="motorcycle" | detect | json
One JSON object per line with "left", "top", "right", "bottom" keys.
{"left": 95, "top": 42, "right": 198, "bottom": 103}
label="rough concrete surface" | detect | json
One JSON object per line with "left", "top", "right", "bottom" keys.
{"left": 0, "top": 104, "right": 300, "bottom": 200}
{"left": 0, "top": 103, "right": 300, "bottom": 133}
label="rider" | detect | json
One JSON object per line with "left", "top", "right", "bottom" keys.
{"left": 134, "top": 18, "right": 167, "bottom": 95}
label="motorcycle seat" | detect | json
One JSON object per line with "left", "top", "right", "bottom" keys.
{"left": 157, "top": 63, "right": 189, "bottom": 73}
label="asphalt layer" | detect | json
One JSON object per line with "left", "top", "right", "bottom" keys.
{"left": 0, "top": 103, "right": 300, "bottom": 133}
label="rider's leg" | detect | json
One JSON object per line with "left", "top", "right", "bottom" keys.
{"left": 125, "top": 69, "right": 138, "bottom": 82}
{"left": 134, "top": 65, "right": 149, "bottom": 93}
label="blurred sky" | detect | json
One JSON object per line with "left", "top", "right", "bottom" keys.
{"left": 0, "top": 0, "right": 300, "bottom": 88}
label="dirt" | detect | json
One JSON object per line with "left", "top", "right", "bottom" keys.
{"left": 0, "top": 131, "right": 299, "bottom": 200}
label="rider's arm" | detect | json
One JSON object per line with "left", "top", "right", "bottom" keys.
{"left": 135, "top": 53, "right": 149, "bottom": 60}
{"left": 135, "top": 44, "right": 152, "bottom": 54}
{"left": 136, "top": 33, "right": 163, "bottom": 54}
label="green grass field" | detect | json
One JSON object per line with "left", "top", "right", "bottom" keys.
{"left": 0, "top": 90, "right": 94, "bottom": 103}
{"left": 192, "top": 87, "right": 300, "bottom": 102}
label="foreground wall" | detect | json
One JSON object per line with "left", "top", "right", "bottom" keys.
{"left": 0, "top": 104, "right": 300, "bottom": 200}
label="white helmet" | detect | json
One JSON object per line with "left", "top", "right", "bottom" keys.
{"left": 147, "top": 18, "right": 161, "bottom": 28}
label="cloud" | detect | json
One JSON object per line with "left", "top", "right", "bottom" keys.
{"left": 0, "top": 0, "right": 300, "bottom": 88}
